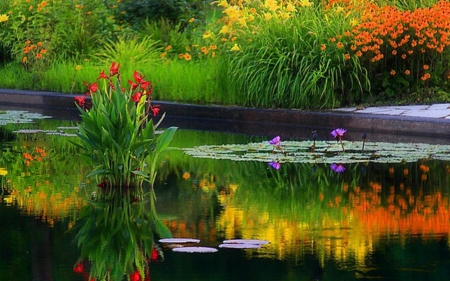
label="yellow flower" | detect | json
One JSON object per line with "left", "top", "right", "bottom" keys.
{"left": 0, "top": 168, "right": 7, "bottom": 176}
{"left": 188, "top": 17, "right": 195, "bottom": 23}
{"left": 219, "top": 25, "right": 230, "bottom": 34}
{"left": 202, "top": 30, "right": 212, "bottom": 39}
{"left": 285, "top": 3, "right": 296, "bottom": 12}
{"left": 230, "top": 43, "right": 240, "bottom": 52}
{"left": 75, "top": 65, "right": 82, "bottom": 71}
{"left": 300, "top": 0, "right": 313, "bottom": 7}
{"left": 217, "top": 0, "right": 229, "bottom": 8}
{"left": 264, "top": 0, "right": 279, "bottom": 11}
{"left": 0, "top": 14, "right": 9, "bottom": 23}
{"left": 264, "top": 12, "right": 272, "bottom": 21}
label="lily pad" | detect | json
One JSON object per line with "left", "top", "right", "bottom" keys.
{"left": 172, "top": 247, "right": 218, "bottom": 253}
{"left": 219, "top": 243, "right": 262, "bottom": 249}
{"left": 0, "top": 110, "right": 51, "bottom": 125}
{"left": 182, "top": 140, "right": 450, "bottom": 164}
{"left": 159, "top": 238, "right": 201, "bottom": 244}
{"left": 222, "top": 239, "right": 270, "bottom": 245}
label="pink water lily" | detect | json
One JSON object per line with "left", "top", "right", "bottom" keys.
{"left": 269, "top": 136, "right": 285, "bottom": 154}
{"left": 331, "top": 128, "right": 346, "bottom": 152}
{"left": 269, "top": 136, "right": 281, "bottom": 146}
{"left": 331, "top": 128, "right": 346, "bottom": 138}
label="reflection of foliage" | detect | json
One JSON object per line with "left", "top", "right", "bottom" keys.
{"left": 71, "top": 193, "right": 167, "bottom": 281}
{"left": 0, "top": 133, "right": 90, "bottom": 226}
{"left": 154, "top": 136, "right": 450, "bottom": 270}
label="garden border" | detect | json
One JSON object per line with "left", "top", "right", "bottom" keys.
{"left": 1, "top": 88, "right": 450, "bottom": 141}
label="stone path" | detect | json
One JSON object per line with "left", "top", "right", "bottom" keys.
{"left": 333, "top": 104, "right": 450, "bottom": 119}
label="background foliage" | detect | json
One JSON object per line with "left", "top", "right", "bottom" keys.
{"left": 0, "top": 0, "right": 449, "bottom": 108}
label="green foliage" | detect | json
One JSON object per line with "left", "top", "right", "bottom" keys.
{"left": 108, "top": 0, "right": 211, "bottom": 31}
{"left": 228, "top": 6, "right": 370, "bottom": 109}
{"left": 73, "top": 63, "right": 177, "bottom": 196}
{"left": 0, "top": 0, "right": 116, "bottom": 67}
{"left": 92, "top": 35, "right": 162, "bottom": 71}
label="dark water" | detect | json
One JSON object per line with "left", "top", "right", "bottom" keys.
{"left": 1, "top": 118, "right": 450, "bottom": 281}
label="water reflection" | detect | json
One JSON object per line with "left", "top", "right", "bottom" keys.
{"left": 71, "top": 192, "right": 160, "bottom": 281}
{"left": 2, "top": 124, "right": 450, "bottom": 280}
{"left": 155, "top": 144, "right": 450, "bottom": 279}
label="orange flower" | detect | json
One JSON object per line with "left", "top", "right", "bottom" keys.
{"left": 423, "top": 64, "right": 429, "bottom": 70}
{"left": 321, "top": 44, "right": 326, "bottom": 51}
{"left": 329, "top": 37, "right": 336, "bottom": 42}
{"left": 344, "top": 53, "right": 351, "bottom": 60}
{"left": 390, "top": 70, "right": 396, "bottom": 75}
{"left": 184, "top": 53, "right": 192, "bottom": 61}
{"left": 336, "top": 42, "right": 344, "bottom": 48}
{"left": 178, "top": 53, "right": 184, "bottom": 59}
{"left": 405, "top": 69, "right": 410, "bottom": 75}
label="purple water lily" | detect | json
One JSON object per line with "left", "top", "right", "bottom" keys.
{"left": 269, "top": 136, "right": 284, "bottom": 154}
{"left": 269, "top": 136, "right": 281, "bottom": 146}
{"left": 331, "top": 128, "right": 346, "bottom": 138}
{"left": 269, "top": 161, "right": 280, "bottom": 170}
{"left": 331, "top": 163, "right": 346, "bottom": 173}
{"left": 331, "top": 128, "right": 346, "bottom": 152}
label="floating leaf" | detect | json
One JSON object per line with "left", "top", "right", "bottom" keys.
{"left": 222, "top": 239, "right": 270, "bottom": 245}
{"left": 182, "top": 141, "right": 450, "bottom": 164}
{"left": 219, "top": 243, "right": 261, "bottom": 249}
{"left": 159, "top": 238, "right": 200, "bottom": 244}
{"left": 172, "top": 247, "right": 218, "bottom": 253}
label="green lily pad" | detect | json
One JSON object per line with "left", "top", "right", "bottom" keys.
{"left": 0, "top": 110, "right": 51, "bottom": 125}
{"left": 182, "top": 140, "right": 450, "bottom": 164}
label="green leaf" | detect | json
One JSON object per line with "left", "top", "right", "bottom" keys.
{"left": 154, "top": 217, "right": 172, "bottom": 238}
{"left": 155, "top": 127, "right": 178, "bottom": 153}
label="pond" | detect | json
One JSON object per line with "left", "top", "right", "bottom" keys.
{"left": 1, "top": 113, "right": 450, "bottom": 281}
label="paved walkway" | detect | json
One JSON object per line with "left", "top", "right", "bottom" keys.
{"left": 333, "top": 103, "right": 450, "bottom": 119}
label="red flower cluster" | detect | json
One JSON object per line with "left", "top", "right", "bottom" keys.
{"left": 74, "top": 62, "right": 160, "bottom": 116}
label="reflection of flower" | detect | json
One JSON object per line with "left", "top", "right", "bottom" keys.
{"left": 0, "top": 168, "right": 7, "bottom": 176}
{"left": 269, "top": 161, "right": 280, "bottom": 170}
{"left": 331, "top": 163, "right": 346, "bottom": 173}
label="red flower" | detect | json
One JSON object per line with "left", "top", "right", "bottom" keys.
{"left": 83, "top": 81, "right": 98, "bottom": 94}
{"left": 133, "top": 70, "right": 144, "bottom": 84}
{"left": 131, "top": 92, "right": 143, "bottom": 102}
{"left": 140, "top": 81, "right": 152, "bottom": 94}
{"left": 109, "top": 62, "right": 120, "bottom": 76}
{"left": 150, "top": 248, "right": 159, "bottom": 261}
{"left": 130, "top": 270, "right": 141, "bottom": 281}
{"left": 97, "top": 181, "right": 107, "bottom": 189}
{"left": 74, "top": 96, "right": 86, "bottom": 107}
{"left": 73, "top": 262, "right": 84, "bottom": 274}
{"left": 97, "top": 70, "right": 108, "bottom": 80}
{"left": 128, "top": 79, "right": 139, "bottom": 90}
{"left": 150, "top": 105, "right": 160, "bottom": 116}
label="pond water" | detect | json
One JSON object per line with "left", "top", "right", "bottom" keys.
{"left": 1, "top": 116, "right": 450, "bottom": 281}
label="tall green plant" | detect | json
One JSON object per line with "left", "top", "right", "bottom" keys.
{"left": 72, "top": 62, "right": 177, "bottom": 197}
{"left": 71, "top": 62, "right": 176, "bottom": 280}
{"left": 227, "top": 5, "right": 370, "bottom": 109}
